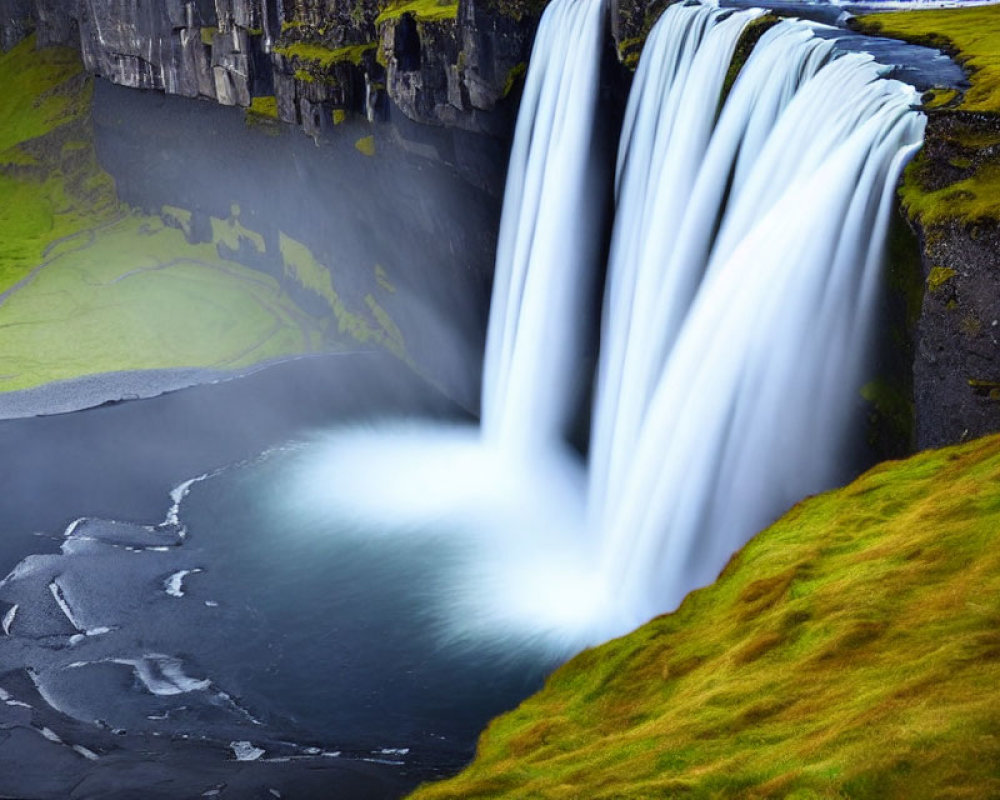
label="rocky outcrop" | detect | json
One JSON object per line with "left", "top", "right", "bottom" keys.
{"left": 906, "top": 112, "right": 1000, "bottom": 448}
{"left": 1, "top": 0, "right": 543, "bottom": 135}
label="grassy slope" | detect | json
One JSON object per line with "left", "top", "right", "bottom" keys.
{"left": 856, "top": 5, "right": 1000, "bottom": 226}
{"left": 0, "top": 37, "right": 404, "bottom": 392}
{"left": 0, "top": 215, "right": 322, "bottom": 390}
{"left": 0, "top": 36, "right": 118, "bottom": 292}
{"left": 411, "top": 434, "right": 1000, "bottom": 799}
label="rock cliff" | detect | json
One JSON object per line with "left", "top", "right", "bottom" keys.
{"left": 0, "top": 0, "right": 541, "bottom": 135}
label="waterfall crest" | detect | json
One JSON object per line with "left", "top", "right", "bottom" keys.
{"left": 591, "top": 10, "right": 926, "bottom": 625}
{"left": 480, "top": 0, "right": 606, "bottom": 452}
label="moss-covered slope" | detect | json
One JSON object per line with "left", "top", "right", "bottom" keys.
{"left": 411, "top": 434, "right": 1000, "bottom": 799}
{"left": 0, "top": 36, "right": 118, "bottom": 293}
{"left": 0, "top": 39, "right": 399, "bottom": 395}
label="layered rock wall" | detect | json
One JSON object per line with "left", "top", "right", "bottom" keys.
{"left": 1, "top": 0, "right": 541, "bottom": 135}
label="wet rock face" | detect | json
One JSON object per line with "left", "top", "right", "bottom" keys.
{"left": 903, "top": 111, "right": 1000, "bottom": 449}
{"left": 377, "top": 0, "right": 538, "bottom": 132}
{"left": 913, "top": 219, "right": 1000, "bottom": 449}
{"left": 0, "top": 0, "right": 34, "bottom": 50}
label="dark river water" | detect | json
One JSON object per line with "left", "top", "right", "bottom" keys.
{"left": 0, "top": 354, "right": 557, "bottom": 797}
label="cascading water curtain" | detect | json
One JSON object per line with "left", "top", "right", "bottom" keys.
{"left": 590, "top": 7, "right": 926, "bottom": 630}
{"left": 480, "top": 0, "right": 605, "bottom": 453}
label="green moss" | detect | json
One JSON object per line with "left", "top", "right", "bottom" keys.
{"left": 274, "top": 41, "right": 375, "bottom": 69}
{"left": 968, "top": 379, "right": 1000, "bottom": 400}
{"left": 926, "top": 265, "right": 957, "bottom": 292}
{"left": 247, "top": 95, "right": 279, "bottom": 119}
{"left": 900, "top": 151, "right": 1000, "bottom": 226}
{"left": 409, "top": 434, "right": 1000, "bottom": 799}
{"left": 0, "top": 36, "right": 118, "bottom": 294}
{"left": 332, "top": 108, "right": 347, "bottom": 125}
{"left": 0, "top": 37, "right": 381, "bottom": 393}
{"left": 354, "top": 135, "right": 376, "bottom": 156}
{"left": 279, "top": 231, "right": 374, "bottom": 344}
{"left": 0, "top": 216, "right": 325, "bottom": 392}
{"left": 161, "top": 204, "right": 193, "bottom": 237}
{"left": 365, "top": 293, "right": 405, "bottom": 357}
{"left": 502, "top": 63, "right": 527, "bottom": 99}
{"left": 617, "top": 36, "right": 643, "bottom": 70}
{"left": 720, "top": 14, "right": 780, "bottom": 106}
{"left": 200, "top": 26, "right": 217, "bottom": 46}
{"left": 922, "top": 87, "right": 960, "bottom": 109}
{"left": 375, "top": 0, "right": 459, "bottom": 26}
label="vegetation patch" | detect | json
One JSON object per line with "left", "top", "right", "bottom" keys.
{"left": 855, "top": 5, "right": 1000, "bottom": 114}
{"left": 0, "top": 36, "right": 117, "bottom": 294}
{"left": 274, "top": 41, "right": 375, "bottom": 69}
{"left": 247, "top": 95, "right": 279, "bottom": 119}
{"left": 211, "top": 205, "right": 267, "bottom": 254}
{"left": 0, "top": 216, "right": 324, "bottom": 391}
{"left": 926, "top": 265, "right": 956, "bottom": 292}
{"left": 720, "top": 14, "right": 779, "bottom": 106}
{"left": 375, "top": 0, "right": 459, "bottom": 26}
{"left": 502, "top": 62, "right": 527, "bottom": 99}
{"left": 410, "top": 434, "right": 1000, "bottom": 798}
{"left": 855, "top": 5, "right": 1000, "bottom": 227}
{"left": 0, "top": 37, "right": 385, "bottom": 392}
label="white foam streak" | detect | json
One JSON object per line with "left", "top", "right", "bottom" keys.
{"left": 589, "top": 5, "right": 766, "bottom": 526}
{"left": 2, "top": 604, "right": 16, "bottom": 636}
{"left": 593, "top": 27, "right": 925, "bottom": 623}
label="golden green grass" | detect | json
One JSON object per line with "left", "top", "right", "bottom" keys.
{"left": 247, "top": 95, "right": 279, "bottom": 119}
{"left": 273, "top": 41, "right": 376, "bottom": 70}
{"left": 857, "top": 5, "right": 1000, "bottom": 114}
{"left": 0, "top": 216, "right": 324, "bottom": 391}
{"left": 856, "top": 5, "right": 1000, "bottom": 226}
{"left": 411, "top": 434, "right": 1000, "bottom": 799}
{"left": 375, "top": 0, "right": 459, "bottom": 26}
{"left": 0, "top": 36, "right": 118, "bottom": 293}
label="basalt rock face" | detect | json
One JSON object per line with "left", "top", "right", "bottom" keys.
{"left": 914, "top": 219, "right": 1000, "bottom": 448}
{"left": 0, "top": 0, "right": 33, "bottom": 49}
{"left": 2, "top": 0, "right": 542, "bottom": 135}
{"left": 908, "top": 113, "right": 1000, "bottom": 449}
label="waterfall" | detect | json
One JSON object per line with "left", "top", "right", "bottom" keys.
{"left": 590, "top": 8, "right": 926, "bottom": 626}
{"left": 589, "top": 2, "right": 766, "bottom": 533}
{"left": 480, "top": 0, "right": 605, "bottom": 452}
{"left": 311, "top": 0, "right": 925, "bottom": 651}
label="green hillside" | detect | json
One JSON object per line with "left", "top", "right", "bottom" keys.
{"left": 0, "top": 37, "right": 398, "bottom": 393}
{"left": 411, "top": 433, "right": 1000, "bottom": 799}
